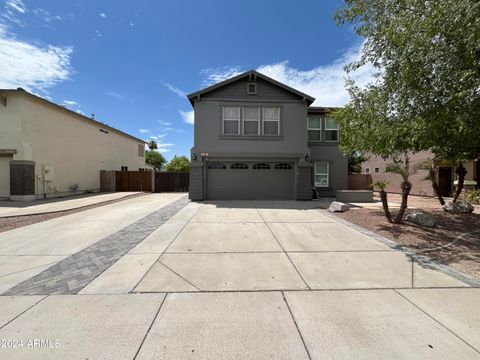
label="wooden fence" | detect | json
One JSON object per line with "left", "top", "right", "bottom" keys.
{"left": 155, "top": 172, "right": 189, "bottom": 192}
{"left": 115, "top": 171, "right": 154, "bottom": 192}
{"left": 348, "top": 174, "right": 373, "bottom": 190}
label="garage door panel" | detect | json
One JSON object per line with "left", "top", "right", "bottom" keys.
{"left": 207, "top": 162, "right": 294, "bottom": 200}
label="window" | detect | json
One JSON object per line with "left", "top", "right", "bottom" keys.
{"left": 208, "top": 162, "right": 226, "bottom": 169}
{"left": 314, "top": 162, "right": 329, "bottom": 187}
{"left": 253, "top": 163, "right": 270, "bottom": 169}
{"left": 231, "top": 163, "right": 248, "bottom": 169}
{"left": 121, "top": 166, "right": 128, "bottom": 171}
{"left": 138, "top": 144, "right": 145, "bottom": 157}
{"left": 243, "top": 107, "right": 260, "bottom": 135}
{"left": 262, "top": 107, "right": 280, "bottom": 135}
{"left": 223, "top": 106, "right": 240, "bottom": 135}
{"left": 308, "top": 117, "right": 321, "bottom": 141}
{"left": 247, "top": 83, "right": 257, "bottom": 94}
{"left": 374, "top": 167, "right": 380, "bottom": 173}
{"left": 365, "top": 168, "right": 370, "bottom": 174}
{"left": 325, "top": 117, "right": 339, "bottom": 141}
{"left": 274, "top": 163, "right": 292, "bottom": 170}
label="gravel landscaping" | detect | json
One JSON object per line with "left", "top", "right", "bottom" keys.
{"left": 0, "top": 193, "right": 146, "bottom": 233}
{"left": 334, "top": 194, "right": 480, "bottom": 279}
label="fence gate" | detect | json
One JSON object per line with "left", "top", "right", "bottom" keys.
{"left": 155, "top": 172, "right": 189, "bottom": 192}
{"left": 115, "top": 171, "right": 153, "bottom": 192}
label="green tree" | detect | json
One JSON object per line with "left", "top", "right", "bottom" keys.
{"left": 165, "top": 156, "right": 190, "bottom": 173}
{"left": 332, "top": 85, "right": 420, "bottom": 223}
{"left": 347, "top": 151, "right": 367, "bottom": 174}
{"left": 147, "top": 140, "right": 158, "bottom": 151}
{"left": 334, "top": 0, "right": 480, "bottom": 206}
{"left": 145, "top": 150, "right": 166, "bottom": 171}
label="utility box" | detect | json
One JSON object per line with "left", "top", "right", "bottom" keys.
{"left": 43, "top": 164, "right": 54, "bottom": 181}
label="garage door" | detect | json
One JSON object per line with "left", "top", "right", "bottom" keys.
{"left": 0, "top": 157, "right": 11, "bottom": 199}
{"left": 207, "top": 161, "right": 294, "bottom": 200}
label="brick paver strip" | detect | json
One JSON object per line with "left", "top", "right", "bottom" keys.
{"left": 3, "top": 196, "right": 189, "bottom": 295}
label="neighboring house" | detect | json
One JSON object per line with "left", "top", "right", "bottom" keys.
{"left": 0, "top": 88, "right": 146, "bottom": 201}
{"left": 361, "top": 151, "right": 479, "bottom": 197}
{"left": 187, "top": 70, "right": 347, "bottom": 200}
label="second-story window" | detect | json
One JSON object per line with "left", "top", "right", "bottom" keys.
{"left": 223, "top": 106, "right": 240, "bottom": 135}
{"left": 262, "top": 107, "right": 280, "bottom": 135}
{"left": 325, "top": 117, "right": 339, "bottom": 141}
{"left": 308, "top": 116, "right": 321, "bottom": 141}
{"left": 243, "top": 107, "right": 260, "bottom": 135}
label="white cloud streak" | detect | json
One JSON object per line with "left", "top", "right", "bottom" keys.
{"left": 99, "top": 13, "right": 106, "bottom": 18}
{"left": 0, "top": 24, "right": 73, "bottom": 91}
{"left": 106, "top": 91, "right": 125, "bottom": 100}
{"left": 179, "top": 110, "right": 194, "bottom": 125}
{"left": 200, "top": 42, "right": 376, "bottom": 106}
{"left": 6, "top": 0, "right": 26, "bottom": 14}
{"left": 138, "top": 128, "right": 151, "bottom": 134}
{"left": 200, "top": 66, "right": 243, "bottom": 86}
{"left": 162, "top": 82, "right": 186, "bottom": 98}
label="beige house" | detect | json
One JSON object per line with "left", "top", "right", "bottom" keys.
{"left": 0, "top": 88, "right": 146, "bottom": 201}
{"left": 361, "top": 151, "right": 479, "bottom": 197}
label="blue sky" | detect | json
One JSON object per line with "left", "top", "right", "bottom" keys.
{"left": 0, "top": 0, "right": 373, "bottom": 160}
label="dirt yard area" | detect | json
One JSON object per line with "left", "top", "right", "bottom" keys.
{"left": 335, "top": 194, "right": 480, "bottom": 279}
{"left": 0, "top": 193, "right": 146, "bottom": 233}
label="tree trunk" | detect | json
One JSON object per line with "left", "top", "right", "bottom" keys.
{"left": 379, "top": 189, "right": 393, "bottom": 223}
{"left": 453, "top": 163, "right": 467, "bottom": 202}
{"left": 428, "top": 168, "right": 445, "bottom": 205}
{"left": 394, "top": 181, "right": 412, "bottom": 223}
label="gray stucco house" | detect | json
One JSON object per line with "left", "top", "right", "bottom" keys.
{"left": 187, "top": 70, "right": 347, "bottom": 200}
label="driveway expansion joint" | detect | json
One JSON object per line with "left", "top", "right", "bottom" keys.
{"left": 2, "top": 197, "right": 189, "bottom": 295}
{"left": 319, "top": 209, "right": 480, "bottom": 288}
{"left": 281, "top": 291, "right": 312, "bottom": 360}
{"left": 394, "top": 289, "right": 480, "bottom": 354}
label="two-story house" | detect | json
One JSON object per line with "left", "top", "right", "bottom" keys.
{"left": 187, "top": 70, "right": 347, "bottom": 201}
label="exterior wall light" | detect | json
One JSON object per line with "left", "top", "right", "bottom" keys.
{"left": 305, "top": 154, "right": 310, "bottom": 162}
{"left": 192, "top": 153, "right": 197, "bottom": 161}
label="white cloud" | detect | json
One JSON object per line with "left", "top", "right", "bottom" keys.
{"left": 32, "top": 8, "right": 63, "bottom": 23}
{"left": 158, "top": 120, "right": 172, "bottom": 126}
{"left": 99, "top": 13, "right": 106, "bottom": 18}
{"left": 6, "top": 0, "right": 26, "bottom": 14}
{"left": 76, "top": 109, "right": 85, "bottom": 115}
{"left": 63, "top": 100, "right": 78, "bottom": 106}
{"left": 179, "top": 110, "right": 194, "bottom": 125}
{"left": 162, "top": 82, "right": 186, "bottom": 98}
{"left": 106, "top": 91, "right": 125, "bottom": 100}
{"left": 199, "top": 42, "right": 376, "bottom": 106}
{"left": 138, "top": 128, "right": 151, "bottom": 134}
{"left": 2, "top": 0, "right": 27, "bottom": 26}
{"left": 0, "top": 25, "right": 73, "bottom": 91}
{"left": 129, "top": 22, "right": 134, "bottom": 27}
{"left": 200, "top": 66, "right": 242, "bottom": 86}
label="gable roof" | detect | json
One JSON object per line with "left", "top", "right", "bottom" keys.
{"left": 0, "top": 88, "right": 145, "bottom": 144}
{"left": 187, "top": 70, "right": 315, "bottom": 106}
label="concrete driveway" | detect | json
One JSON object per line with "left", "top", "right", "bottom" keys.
{"left": 0, "top": 197, "right": 479, "bottom": 359}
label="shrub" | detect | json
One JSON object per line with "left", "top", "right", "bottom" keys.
{"left": 463, "top": 189, "right": 480, "bottom": 205}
